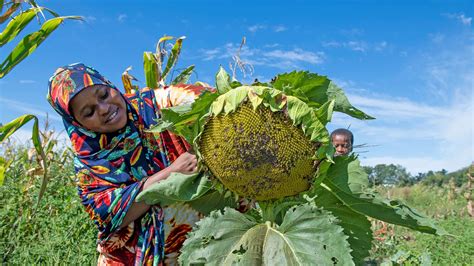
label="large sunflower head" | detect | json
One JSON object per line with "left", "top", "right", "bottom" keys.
{"left": 200, "top": 96, "right": 320, "bottom": 200}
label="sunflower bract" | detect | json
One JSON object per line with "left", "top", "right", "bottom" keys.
{"left": 200, "top": 98, "right": 319, "bottom": 201}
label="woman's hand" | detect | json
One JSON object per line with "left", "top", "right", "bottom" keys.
{"left": 143, "top": 152, "right": 197, "bottom": 191}
{"left": 168, "top": 152, "right": 198, "bottom": 174}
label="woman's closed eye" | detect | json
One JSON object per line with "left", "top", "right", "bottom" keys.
{"left": 83, "top": 108, "right": 94, "bottom": 118}
{"left": 100, "top": 89, "right": 109, "bottom": 100}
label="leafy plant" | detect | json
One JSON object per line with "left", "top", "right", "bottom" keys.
{"left": 136, "top": 67, "right": 445, "bottom": 265}
{"left": 121, "top": 35, "right": 195, "bottom": 93}
{"left": 0, "top": 143, "right": 96, "bottom": 264}
{"left": 0, "top": 1, "right": 81, "bottom": 202}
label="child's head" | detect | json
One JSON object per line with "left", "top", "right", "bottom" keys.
{"left": 330, "top": 128, "right": 353, "bottom": 156}
{"left": 47, "top": 63, "right": 127, "bottom": 133}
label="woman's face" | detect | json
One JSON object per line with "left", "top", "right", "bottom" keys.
{"left": 69, "top": 85, "right": 127, "bottom": 133}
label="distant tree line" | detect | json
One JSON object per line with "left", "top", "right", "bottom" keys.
{"left": 362, "top": 164, "right": 470, "bottom": 187}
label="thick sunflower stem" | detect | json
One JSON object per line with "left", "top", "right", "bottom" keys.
{"left": 259, "top": 201, "right": 276, "bottom": 224}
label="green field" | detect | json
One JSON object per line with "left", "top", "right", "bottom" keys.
{"left": 1, "top": 145, "right": 473, "bottom": 265}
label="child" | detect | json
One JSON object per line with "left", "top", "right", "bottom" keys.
{"left": 330, "top": 128, "right": 354, "bottom": 156}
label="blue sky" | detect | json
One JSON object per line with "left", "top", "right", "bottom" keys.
{"left": 1, "top": 0, "right": 472, "bottom": 174}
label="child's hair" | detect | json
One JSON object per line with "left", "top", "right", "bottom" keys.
{"left": 330, "top": 128, "right": 354, "bottom": 145}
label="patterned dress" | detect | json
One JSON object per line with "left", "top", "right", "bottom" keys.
{"left": 47, "top": 63, "right": 209, "bottom": 265}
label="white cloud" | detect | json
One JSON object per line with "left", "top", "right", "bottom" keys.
{"left": 429, "top": 33, "right": 445, "bottom": 43}
{"left": 263, "top": 49, "right": 324, "bottom": 64}
{"left": 201, "top": 48, "right": 221, "bottom": 61}
{"left": 0, "top": 97, "right": 62, "bottom": 122}
{"left": 322, "top": 41, "right": 342, "bottom": 48}
{"left": 199, "top": 43, "right": 325, "bottom": 71}
{"left": 362, "top": 156, "right": 457, "bottom": 174}
{"left": 339, "top": 28, "right": 364, "bottom": 36}
{"left": 332, "top": 92, "right": 473, "bottom": 174}
{"left": 248, "top": 24, "right": 266, "bottom": 33}
{"left": 264, "top": 43, "right": 279, "bottom": 48}
{"left": 117, "top": 14, "right": 127, "bottom": 22}
{"left": 273, "top": 25, "right": 287, "bottom": 32}
{"left": 19, "top": 80, "right": 36, "bottom": 84}
{"left": 444, "top": 13, "right": 472, "bottom": 26}
{"left": 322, "top": 40, "right": 375, "bottom": 52}
{"left": 374, "top": 41, "right": 388, "bottom": 51}
{"left": 3, "top": 127, "right": 69, "bottom": 148}
{"left": 347, "top": 41, "right": 367, "bottom": 52}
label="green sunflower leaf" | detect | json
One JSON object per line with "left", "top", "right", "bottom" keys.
{"left": 327, "top": 82, "right": 374, "bottom": 120}
{"left": 313, "top": 186, "right": 373, "bottom": 265}
{"left": 179, "top": 204, "right": 354, "bottom": 265}
{"left": 322, "top": 156, "right": 447, "bottom": 235}
{"left": 148, "top": 90, "right": 218, "bottom": 143}
{"left": 271, "top": 71, "right": 373, "bottom": 120}
{"left": 215, "top": 66, "right": 232, "bottom": 94}
{"left": 135, "top": 172, "right": 212, "bottom": 206}
{"left": 222, "top": 86, "right": 249, "bottom": 114}
{"left": 188, "top": 190, "right": 239, "bottom": 215}
{"left": 314, "top": 99, "right": 335, "bottom": 125}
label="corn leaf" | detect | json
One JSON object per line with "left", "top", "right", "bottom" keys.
{"left": 0, "top": 2, "right": 20, "bottom": 24}
{"left": 171, "top": 65, "right": 194, "bottom": 85}
{"left": 0, "top": 7, "right": 38, "bottom": 46}
{"left": 143, "top": 51, "right": 159, "bottom": 88}
{"left": 179, "top": 204, "right": 354, "bottom": 265}
{"left": 0, "top": 156, "right": 11, "bottom": 185}
{"left": 0, "top": 15, "right": 82, "bottom": 78}
{"left": 121, "top": 66, "right": 138, "bottom": 94}
{"left": 0, "top": 114, "right": 48, "bottom": 203}
{"left": 322, "top": 156, "right": 447, "bottom": 235}
{"left": 161, "top": 36, "right": 184, "bottom": 81}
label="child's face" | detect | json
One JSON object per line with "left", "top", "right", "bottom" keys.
{"left": 69, "top": 85, "right": 127, "bottom": 133}
{"left": 332, "top": 134, "right": 351, "bottom": 156}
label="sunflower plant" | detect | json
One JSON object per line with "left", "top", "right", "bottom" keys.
{"left": 136, "top": 67, "right": 445, "bottom": 265}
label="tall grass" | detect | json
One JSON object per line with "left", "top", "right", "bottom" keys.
{"left": 0, "top": 144, "right": 97, "bottom": 265}
{"left": 370, "top": 185, "right": 474, "bottom": 264}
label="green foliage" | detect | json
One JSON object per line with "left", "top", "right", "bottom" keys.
{"left": 0, "top": 145, "right": 97, "bottom": 264}
{"left": 180, "top": 205, "right": 354, "bottom": 265}
{"left": 0, "top": 3, "right": 81, "bottom": 78}
{"left": 313, "top": 187, "right": 373, "bottom": 265}
{"left": 136, "top": 172, "right": 212, "bottom": 206}
{"left": 215, "top": 66, "right": 232, "bottom": 94}
{"left": 322, "top": 156, "right": 446, "bottom": 235}
{"left": 0, "top": 115, "right": 48, "bottom": 203}
{"left": 171, "top": 65, "right": 195, "bottom": 85}
{"left": 141, "top": 35, "right": 190, "bottom": 89}
{"left": 363, "top": 164, "right": 470, "bottom": 187}
{"left": 363, "top": 164, "right": 411, "bottom": 186}
{"left": 271, "top": 71, "right": 374, "bottom": 120}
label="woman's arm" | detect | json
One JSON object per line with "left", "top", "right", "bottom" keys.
{"left": 119, "top": 152, "right": 198, "bottom": 229}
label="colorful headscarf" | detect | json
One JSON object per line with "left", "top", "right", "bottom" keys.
{"left": 47, "top": 63, "right": 169, "bottom": 264}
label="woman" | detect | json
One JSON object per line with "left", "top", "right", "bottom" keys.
{"left": 47, "top": 63, "right": 207, "bottom": 265}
